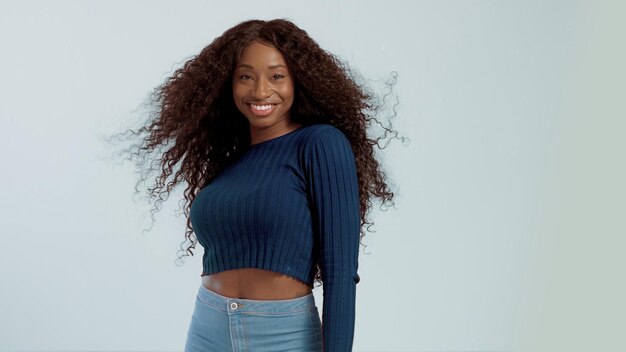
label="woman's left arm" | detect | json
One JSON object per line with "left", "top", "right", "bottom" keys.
{"left": 305, "top": 125, "right": 361, "bottom": 351}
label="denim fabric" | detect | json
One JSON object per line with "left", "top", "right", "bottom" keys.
{"left": 184, "top": 284, "right": 323, "bottom": 352}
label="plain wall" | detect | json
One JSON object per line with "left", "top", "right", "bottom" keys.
{"left": 1, "top": 0, "right": 624, "bottom": 351}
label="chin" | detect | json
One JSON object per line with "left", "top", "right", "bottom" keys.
{"left": 247, "top": 116, "right": 281, "bottom": 126}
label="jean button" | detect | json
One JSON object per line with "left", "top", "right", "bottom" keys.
{"left": 230, "top": 302, "right": 238, "bottom": 310}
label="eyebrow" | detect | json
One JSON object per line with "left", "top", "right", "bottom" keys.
{"left": 236, "top": 64, "right": 287, "bottom": 70}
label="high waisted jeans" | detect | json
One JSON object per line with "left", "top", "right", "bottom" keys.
{"left": 184, "top": 284, "right": 323, "bottom": 352}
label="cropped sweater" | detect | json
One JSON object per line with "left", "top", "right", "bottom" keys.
{"left": 189, "top": 123, "right": 360, "bottom": 351}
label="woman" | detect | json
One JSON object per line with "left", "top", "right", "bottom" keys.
{"left": 116, "top": 18, "right": 398, "bottom": 351}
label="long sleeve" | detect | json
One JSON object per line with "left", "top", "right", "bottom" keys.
{"left": 304, "top": 125, "right": 361, "bottom": 351}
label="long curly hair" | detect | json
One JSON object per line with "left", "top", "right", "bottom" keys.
{"left": 108, "top": 18, "right": 404, "bottom": 287}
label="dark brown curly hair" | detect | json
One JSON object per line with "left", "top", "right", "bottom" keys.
{"left": 107, "top": 18, "right": 404, "bottom": 287}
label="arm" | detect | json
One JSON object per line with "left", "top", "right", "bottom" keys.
{"left": 305, "top": 126, "right": 361, "bottom": 351}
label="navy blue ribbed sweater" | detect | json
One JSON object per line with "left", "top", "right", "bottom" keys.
{"left": 190, "top": 123, "right": 360, "bottom": 351}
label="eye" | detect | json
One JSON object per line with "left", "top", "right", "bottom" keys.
{"left": 272, "top": 74, "right": 285, "bottom": 80}
{"left": 239, "top": 74, "right": 252, "bottom": 80}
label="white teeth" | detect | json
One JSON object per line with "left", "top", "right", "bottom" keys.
{"left": 250, "top": 104, "right": 273, "bottom": 111}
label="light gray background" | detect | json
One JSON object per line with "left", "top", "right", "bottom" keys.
{"left": 1, "top": 1, "right": 624, "bottom": 351}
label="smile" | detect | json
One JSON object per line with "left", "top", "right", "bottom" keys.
{"left": 247, "top": 103, "right": 277, "bottom": 116}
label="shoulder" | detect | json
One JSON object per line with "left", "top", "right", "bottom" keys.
{"left": 299, "top": 123, "right": 351, "bottom": 148}
{"left": 299, "top": 124, "right": 356, "bottom": 166}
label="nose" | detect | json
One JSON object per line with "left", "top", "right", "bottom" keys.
{"left": 252, "top": 77, "right": 271, "bottom": 99}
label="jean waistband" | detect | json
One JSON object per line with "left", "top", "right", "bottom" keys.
{"left": 196, "top": 284, "right": 316, "bottom": 315}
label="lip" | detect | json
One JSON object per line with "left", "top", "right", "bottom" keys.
{"left": 247, "top": 103, "right": 278, "bottom": 117}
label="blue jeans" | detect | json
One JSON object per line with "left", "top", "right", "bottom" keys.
{"left": 184, "top": 284, "right": 323, "bottom": 352}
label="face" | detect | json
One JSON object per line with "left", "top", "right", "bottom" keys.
{"left": 232, "top": 41, "right": 295, "bottom": 134}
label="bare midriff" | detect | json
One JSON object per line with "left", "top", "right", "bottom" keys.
{"left": 201, "top": 268, "right": 313, "bottom": 300}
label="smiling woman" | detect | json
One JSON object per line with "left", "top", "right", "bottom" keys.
{"left": 111, "top": 18, "right": 400, "bottom": 352}
{"left": 231, "top": 41, "right": 300, "bottom": 146}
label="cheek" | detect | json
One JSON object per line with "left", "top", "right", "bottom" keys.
{"left": 282, "top": 82, "right": 295, "bottom": 101}
{"left": 231, "top": 86, "right": 246, "bottom": 113}
{"left": 232, "top": 86, "right": 247, "bottom": 106}
{"left": 232, "top": 83, "right": 242, "bottom": 98}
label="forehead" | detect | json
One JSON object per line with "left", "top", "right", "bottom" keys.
{"left": 236, "top": 42, "right": 288, "bottom": 68}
